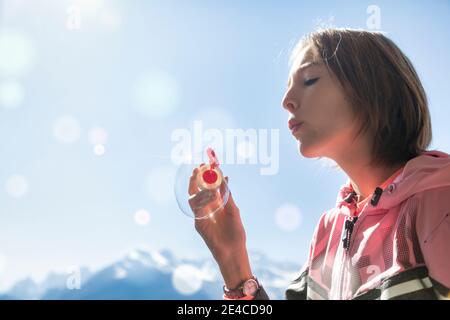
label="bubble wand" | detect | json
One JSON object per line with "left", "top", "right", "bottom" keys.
{"left": 196, "top": 147, "right": 223, "bottom": 190}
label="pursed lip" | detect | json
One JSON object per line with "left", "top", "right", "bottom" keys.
{"left": 288, "top": 118, "right": 304, "bottom": 133}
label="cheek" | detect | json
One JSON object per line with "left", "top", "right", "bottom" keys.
{"left": 311, "top": 82, "right": 354, "bottom": 130}
{"left": 303, "top": 94, "right": 346, "bottom": 136}
{"left": 298, "top": 119, "right": 354, "bottom": 158}
{"left": 298, "top": 89, "right": 356, "bottom": 154}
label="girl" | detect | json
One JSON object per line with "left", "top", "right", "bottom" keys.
{"left": 188, "top": 28, "right": 450, "bottom": 300}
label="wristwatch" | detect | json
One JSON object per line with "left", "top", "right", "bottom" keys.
{"left": 223, "top": 276, "right": 260, "bottom": 299}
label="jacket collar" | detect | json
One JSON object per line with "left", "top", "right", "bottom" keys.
{"left": 335, "top": 150, "right": 450, "bottom": 215}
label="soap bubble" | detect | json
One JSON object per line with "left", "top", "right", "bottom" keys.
{"left": 174, "top": 148, "right": 229, "bottom": 220}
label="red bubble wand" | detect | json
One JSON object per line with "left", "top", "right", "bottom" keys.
{"left": 202, "top": 148, "right": 220, "bottom": 184}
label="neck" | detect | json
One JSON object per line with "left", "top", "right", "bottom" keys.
{"left": 334, "top": 151, "right": 405, "bottom": 201}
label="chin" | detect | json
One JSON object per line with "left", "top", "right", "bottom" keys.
{"left": 298, "top": 141, "right": 320, "bottom": 158}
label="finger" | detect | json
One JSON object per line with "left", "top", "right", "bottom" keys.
{"left": 219, "top": 176, "right": 229, "bottom": 195}
{"left": 188, "top": 164, "right": 205, "bottom": 195}
{"left": 220, "top": 176, "right": 237, "bottom": 209}
{"left": 188, "top": 189, "right": 214, "bottom": 209}
{"left": 188, "top": 171, "right": 198, "bottom": 196}
{"left": 189, "top": 163, "right": 207, "bottom": 195}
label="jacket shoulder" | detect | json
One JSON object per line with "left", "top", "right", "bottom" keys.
{"left": 414, "top": 185, "right": 450, "bottom": 240}
{"left": 413, "top": 186, "right": 450, "bottom": 289}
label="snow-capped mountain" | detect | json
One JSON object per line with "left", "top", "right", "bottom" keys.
{"left": 5, "top": 267, "right": 92, "bottom": 300}
{"left": 0, "top": 249, "right": 300, "bottom": 300}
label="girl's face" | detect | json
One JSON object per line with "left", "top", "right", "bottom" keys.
{"left": 282, "top": 46, "right": 366, "bottom": 160}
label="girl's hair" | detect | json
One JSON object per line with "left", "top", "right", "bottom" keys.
{"left": 290, "top": 28, "right": 432, "bottom": 168}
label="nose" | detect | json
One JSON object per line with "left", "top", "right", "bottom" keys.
{"left": 282, "top": 89, "right": 298, "bottom": 113}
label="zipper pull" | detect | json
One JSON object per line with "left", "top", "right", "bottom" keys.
{"left": 342, "top": 216, "right": 358, "bottom": 250}
{"left": 344, "top": 191, "right": 357, "bottom": 203}
{"left": 370, "top": 187, "right": 383, "bottom": 206}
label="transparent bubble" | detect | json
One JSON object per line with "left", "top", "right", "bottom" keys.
{"left": 88, "top": 127, "right": 108, "bottom": 145}
{"left": 275, "top": 203, "right": 302, "bottom": 232}
{"left": 0, "top": 80, "right": 25, "bottom": 109}
{"left": 5, "top": 174, "right": 29, "bottom": 198}
{"left": 134, "top": 209, "right": 151, "bottom": 226}
{"left": 0, "top": 29, "right": 35, "bottom": 77}
{"left": 174, "top": 148, "right": 229, "bottom": 220}
{"left": 93, "top": 144, "right": 105, "bottom": 156}
{"left": 131, "top": 71, "right": 180, "bottom": 119}
{"left": 52, "top": 116, "right": 81, "bottom": 144}
{"left": 172, "top": 264, "right": 203, "bottom": 295}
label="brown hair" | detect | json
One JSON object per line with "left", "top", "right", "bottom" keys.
{"left": 290, "top": 28, "right": 432, "bottom": 167}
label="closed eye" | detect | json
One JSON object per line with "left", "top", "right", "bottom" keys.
{"left": 303, "top": 77, "right": 319, "bottom": 86}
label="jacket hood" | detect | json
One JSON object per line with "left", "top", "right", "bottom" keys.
{"left": 336, "top": 150, "right": 450, "bottom": 213}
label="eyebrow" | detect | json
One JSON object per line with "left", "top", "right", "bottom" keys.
{"left": 299, "top": 61, "right": 320, "bottom": 70}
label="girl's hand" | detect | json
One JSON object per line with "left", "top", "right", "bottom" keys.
{"left": 188, "top": 164, "right": 253, "bottom": 289}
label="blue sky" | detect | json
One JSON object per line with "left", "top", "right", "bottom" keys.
{"left": 0, "top": 0, "right": 449, "bottom": 291}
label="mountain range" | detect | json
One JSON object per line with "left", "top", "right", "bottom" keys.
{"left": 0, "top": 248, "right": 300, "bottom": 300}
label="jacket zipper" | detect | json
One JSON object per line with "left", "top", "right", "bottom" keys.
{"left": 342, "top": 216, "right": 358, "bottom": 251}
{"left": 337, "top": 215, "right": 358, "bottom": 299}
{"left": 337, "top": 187, "right": 384, "bottom": 299}
{"left": 339, "top": 189, "right": 360, "bottom": 298}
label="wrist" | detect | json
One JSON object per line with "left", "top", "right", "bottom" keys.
{"left": 217, "top": 249, "right": 253, "bottom": 290}
{"left": 223, "top": 276, "right": 260, "bottom": 299}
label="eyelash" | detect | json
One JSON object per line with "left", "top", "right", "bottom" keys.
{"left": 303, "top": 77, "right": 319, "bottom": 86}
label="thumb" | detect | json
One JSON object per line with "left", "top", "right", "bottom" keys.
{"left": 222, "top": 176, "right": 237, "bottom": 209}
{"left": 220, "top": 176, "right": 229, "bottom": 194}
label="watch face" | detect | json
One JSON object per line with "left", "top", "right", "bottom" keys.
{"left": 243, "top": 279, "right": 259, "bottom": 296}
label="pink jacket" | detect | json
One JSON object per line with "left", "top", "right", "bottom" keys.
{"left": 285, "top": 150, "right": 450, "bottom": 300}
